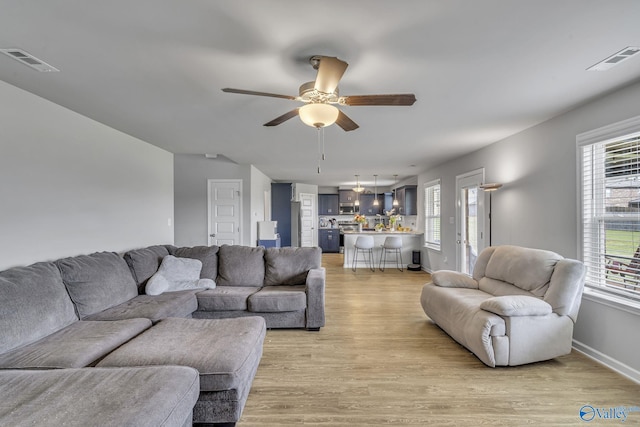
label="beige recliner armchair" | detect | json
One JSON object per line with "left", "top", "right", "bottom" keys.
{"left": 420, "top": 245, "right": 586, "bottom": 367}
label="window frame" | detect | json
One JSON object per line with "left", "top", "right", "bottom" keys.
{"left": 577, "top": 115, "right": 640, "bottom": 309}
{"left": 424, "top": 178, "right": 441, "bottom": 251}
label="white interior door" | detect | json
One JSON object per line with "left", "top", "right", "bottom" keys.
{"left": 208, "top": 179, "right": 242, "bottom": 246}
{"left": 299, "top": 192, "right": 317, "bottom": 247}
{"left": 456, "top": 169, "right": 485, "bottom": 274}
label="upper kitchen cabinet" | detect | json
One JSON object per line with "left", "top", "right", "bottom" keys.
{"left": 358, "top": 194, "right": 381, "bottom": 215}
{"left": 395, "top": 185, "right": 417, "bottom": 215}
{"left": 318, "top": 194, "right": 339, "bottom": 215}
{"left": 339, "top": 190, "right": 357, "bottom": 203}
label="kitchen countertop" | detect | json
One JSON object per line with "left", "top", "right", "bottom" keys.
{"left": 342, "top": 230, "right": 423, "bottom": 235}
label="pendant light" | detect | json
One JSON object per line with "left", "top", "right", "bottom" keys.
{"left": 392, "top": 174, "right": 399, "bottom": 207}
{"left": 354, "top": 175, "right": 360, "bottom": 206}
{"left": 373, "top": 174, "right": 379, "bottom": 206}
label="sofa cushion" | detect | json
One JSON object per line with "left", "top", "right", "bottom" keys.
{"left": 83, "top": 290, "right": 199, "bottom": 322}
{"left": 123, "top": 245, "right": 172, "bottom": 293}
{"left": 97, "top": 316, "right": 266, "bottom": 392}
{"left": 480, "top": 295, "right": 553, "bottom": 317}
{"left": 0, "top": 366, "right": 200, "bottom": 427}
{"left": 263, "top": 247, "right": 321, "bottom": 286}
{"left": 196, "top": 287, "right": 261, "bottom": 311}
{"left": 57, "top": 252, "right": 139, "bottom": 319}
{"left": 484, "top": 245, "right": 562, "bottom": 296}
{"left": 0, "top": 262, "right": 78, "bottom": 354}
{"left": 169, "top": 245, "right": 219, "bottom": 280}
{"left": 0, "top": 318, "right": 151, "bottom": 369}
{"left": 248, "top": 285, "right": 307, "bottom": 312}
{"left": 478, "top": 277, "right": 537, "bottom": 298}
{"left": 217, "top": 245, "right": 265, "bottom": 287}
{"left": 146, "top": 255, "right": 215, "bottom": 296}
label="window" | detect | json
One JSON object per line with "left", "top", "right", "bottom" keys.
{"left": 579, "top": 116, "right": 640, "bottom": 303}
{"left": 424, "top": 179, "right": 441, "bottom": 250}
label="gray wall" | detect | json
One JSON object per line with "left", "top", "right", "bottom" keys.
{"left": 418, "top": 79, "right": 640, "bottom": 379}
{"left": 173, "top": 154, "right": 272, "bottom": 247}
{"left": 0, "top": 81, "right": 174, "bottom": 270}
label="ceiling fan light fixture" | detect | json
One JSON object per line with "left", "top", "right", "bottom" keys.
{"left": 299, "top": 103, "right": 339, "bottom": 128}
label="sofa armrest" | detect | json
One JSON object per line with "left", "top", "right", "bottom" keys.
{"left": 432, "top": 270, "right": 478, "bottom": 289}
{"left": 305, "top": 267, "right": 326, "bottom": 330}
{"left": 480, "top": 295, "right": 552, "bottom": 317}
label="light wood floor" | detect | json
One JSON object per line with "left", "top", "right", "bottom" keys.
{"left": 239, "top": 254, "right": 640, "bottom": 426}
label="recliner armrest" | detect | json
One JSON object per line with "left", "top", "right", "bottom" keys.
{"left": 480, "top": 295, "right": 552, "bottom": 317}
{"left": 432, "top": 270, "right": 478, "bottom": 289}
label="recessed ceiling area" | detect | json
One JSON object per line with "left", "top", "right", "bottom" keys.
{"left": 1, "top": 1, "right": 640, "bottom": 188}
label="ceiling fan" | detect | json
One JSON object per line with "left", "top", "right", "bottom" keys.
{"left": 222, "top": 55, "right": 416, "bottom": 132}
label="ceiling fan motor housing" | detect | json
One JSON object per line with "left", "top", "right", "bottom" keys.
{"left": 299, "top": 81, "right": 339, "bottom": 104}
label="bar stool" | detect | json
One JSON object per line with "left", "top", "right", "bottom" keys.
{"left": 379, "top": 236, "right": 403, "bottom": 272}
{"left": 352, "top": 236, "right": 375, "bottom": 272}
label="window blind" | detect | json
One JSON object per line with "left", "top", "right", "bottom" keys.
{"left": 424, "top": 179, "right": 441, "bottom": 250}
{"left": 581, "top": 134, "right": 640, "bottom": 300}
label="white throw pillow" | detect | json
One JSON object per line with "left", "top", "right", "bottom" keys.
{"left": 146, "top": 255, "right": 216, "bottom": 295}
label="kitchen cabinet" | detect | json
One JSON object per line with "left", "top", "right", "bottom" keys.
{"left": 358, "top": 194, "right": 381, "bottom": 215}
{"left": 318, "top": 228, "right": 340, "bottom": 253}
{"left": 339, "top": 190, "right": 357, "bottom": 203}
{"left": 318, "top": 194, "right": 339, "bottom": 215}
{"left": 395, "top": 185, "right": 418, "bottom": 215}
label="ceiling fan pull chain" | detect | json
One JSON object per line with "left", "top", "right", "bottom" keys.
{"left": 322, "top": 127, "right": 326, "bottom": 161}
{"left": 317, "top": 127, "right": 322, "bottom": 174}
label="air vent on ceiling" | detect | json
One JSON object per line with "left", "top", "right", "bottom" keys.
{"left": 587, "top": 46, "right": 640, "bottom": 71}
{"left": 0, "top": 48, "right": 59, "bottom": 72}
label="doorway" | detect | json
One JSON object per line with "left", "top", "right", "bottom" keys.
{"left": 299, "top": 192, "right": 317, "bottom": 247}
{"left": 208, "top": 179, "right": 242, "bottom": 246}
{"left": 456, "top": 169, "right": 485, "bottom": 274}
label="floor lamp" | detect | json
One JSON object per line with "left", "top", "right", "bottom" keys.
{"left": 479, "top": 183, "right": 502, "bottom": 247}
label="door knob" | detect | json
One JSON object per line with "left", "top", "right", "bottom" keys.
{"left": 210, "top": 233, "right": 216, "bottom": 237}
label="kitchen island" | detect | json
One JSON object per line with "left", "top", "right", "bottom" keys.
{"left": 342, "top": 231, "right": 423, "bottom": 269}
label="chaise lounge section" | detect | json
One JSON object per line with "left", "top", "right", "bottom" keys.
{"left": 0, "top": 366, "right": 200, "bottom": 427}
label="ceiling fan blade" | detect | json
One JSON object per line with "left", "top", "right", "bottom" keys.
{"left": 263, "top": 108, "right": 300, "bottom": 127}
{"left": 335, "top": 110, "right": 359, "bottom": 132}
{"left": 314, "top": 56, "right": 348, "bottom": 94}
{"left": 341, "top": 94, "right": 417, "bottom": 106}
{"left": 222, "top": 88, "right": 297, "bottom": 101}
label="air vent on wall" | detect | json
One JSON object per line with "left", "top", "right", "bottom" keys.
{"left": 0, "top": 48, "right": 59, "bottom": 72}
{"left": 587, "top": 46, "right": 640, "bottom": 71}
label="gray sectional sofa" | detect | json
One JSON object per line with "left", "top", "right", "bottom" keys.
{"left": 0, "top": 244, "right": 325, "bottom": 426}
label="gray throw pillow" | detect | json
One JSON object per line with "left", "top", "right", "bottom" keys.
{"left": 146, "top": 255, "right": 215, "bottom": 295}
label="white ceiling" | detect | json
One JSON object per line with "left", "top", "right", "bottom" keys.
{"left": 2, "top": 0, "right": 640, "bottom": 188}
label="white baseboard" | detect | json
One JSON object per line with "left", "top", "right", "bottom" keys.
{"left": 573, "top": 339, "right": 640, "bottom": 384}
